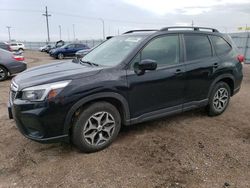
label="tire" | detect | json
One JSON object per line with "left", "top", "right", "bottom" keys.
{"left": 0, "top": 66, "right": 8, "bottom": 81}
{"left": 207, "top": 81, "right": 231, "bottom": 116}
{"left": 18, "top": 48, "right": 24, "bottom": 52}
{"left": 72, "top": 102, "right": 121, "bottom": 153}
{"left": 57, "top": 53, "right": 64, "bottom": 59}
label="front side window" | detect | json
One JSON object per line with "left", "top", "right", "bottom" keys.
{"left": 141, "top": 35, "right": 179, "bottom": 66}
{"left": 184, "top": 35, "right": 212, "bottom": 61}
{"left": 66, "top": 44, "right": 75, "bottom": 49}
{"left": 211, "top": 35, "right": 232, "bottom": 55}
{"left": 82, "top": 35, "right": 145, "bottom": 66}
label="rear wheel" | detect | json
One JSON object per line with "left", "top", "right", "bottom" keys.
{"left": 207, "top": 82, "right": 231, "bottom": 116}
{"left": 72, "top": 102, "right": 121, "bottom": 153}
{"left": 0, "top": 66, "right": 8, "bottom": 81}
{"left": 57, "top": 53, "right": 64, "bottom": 59}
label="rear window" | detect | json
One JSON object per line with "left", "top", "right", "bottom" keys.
{"left": 184, "top": 35, "right": 212, "bottom": 61}
{"left": 211, "top": 35, "right": 232, "bottom": 55}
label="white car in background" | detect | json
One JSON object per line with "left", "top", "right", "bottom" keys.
{"left": 9, "top": 43, "right": 25, "bottom": 52}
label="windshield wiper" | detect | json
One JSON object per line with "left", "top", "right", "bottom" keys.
{"left": 80, "top": 59, "right": 99, "bottom": 66}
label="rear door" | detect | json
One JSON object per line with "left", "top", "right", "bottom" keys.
{"left": 183, "top": 34, "right": 220, "bottom": 106}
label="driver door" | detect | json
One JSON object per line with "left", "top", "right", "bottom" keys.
{"left": 126, "top": 34, "right": 186, "bottom": 120}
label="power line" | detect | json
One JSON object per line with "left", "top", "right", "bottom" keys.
{"left": 42, "top": 6, "right": 51, "bottom": 42}
{"left": 0, "top": 8, "right": 168, "bottom": 26}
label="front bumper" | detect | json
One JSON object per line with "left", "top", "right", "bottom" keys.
{"left": 8, "top": 97, "right": 70, "bottom": 143}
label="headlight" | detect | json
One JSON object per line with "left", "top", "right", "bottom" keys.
{"left": 21, "top": 80, "right": 71, "bottom": 101}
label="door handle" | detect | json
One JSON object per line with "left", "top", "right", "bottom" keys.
{"left": 174, "top": 69, "right": 183, "bottom": 75}
{"left": 213, "top": 63, "right": 219, "bottom": 68}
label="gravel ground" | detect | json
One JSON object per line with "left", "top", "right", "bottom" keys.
{"left": 0, "top": 51, "right": 250, "bottom": 188}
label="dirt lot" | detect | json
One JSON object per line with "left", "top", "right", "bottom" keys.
{"left": 0, "top": 51, "right": 250, "bottom": 188}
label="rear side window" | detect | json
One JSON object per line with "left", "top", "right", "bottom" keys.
{"left": 211, "top": 35, "right": 231, "bottom": 55}
{"left": 184, "top": 35, "right": 212, "bottom": 61}
{"left": 11, "top": 44, "right": 17, "bottom": 46}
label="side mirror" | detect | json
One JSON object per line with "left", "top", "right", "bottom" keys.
{"left": 135, "top": 59, "right": 157, "bottom": 75}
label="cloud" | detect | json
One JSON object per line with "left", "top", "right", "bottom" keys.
{"left": 0, "top": 0, "right": 250, "bottom": 41}
{"left": 123, "top": 0, "right": 250, "bottom": 15}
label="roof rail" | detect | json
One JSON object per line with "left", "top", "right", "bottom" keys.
{"left": 123, "top": 29, "right": 158, "bottom": 34}
{"left": 160, "top": 26, "right": 219, "bottom": 32}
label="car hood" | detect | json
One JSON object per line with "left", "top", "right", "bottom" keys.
{"left": 14, "top": 60, "right": 103, "bottom": 90}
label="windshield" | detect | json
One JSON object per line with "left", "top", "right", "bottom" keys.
{"left": 60, "top": 44, "right": 68, "bottom": 48}
{"left": 82, "top": 35, "right": 145, "bottom": 66}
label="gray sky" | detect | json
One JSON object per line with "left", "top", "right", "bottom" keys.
{"left": 0, "top": 0, "right": 250, "bottom": 41}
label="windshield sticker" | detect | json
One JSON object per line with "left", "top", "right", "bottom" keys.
{"left": 125, "top": 37, "right": 142, "bottom": 42}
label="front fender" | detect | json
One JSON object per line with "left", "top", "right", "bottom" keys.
{"left": 63, "top": 92, "right": 130, "bottom": 135}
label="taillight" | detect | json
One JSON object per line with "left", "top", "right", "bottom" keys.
{"left": 237, "top": 54, "right": 245, "bottom": 64}
{"left": 13, "top": 56, "right": 25, "bottom": 61}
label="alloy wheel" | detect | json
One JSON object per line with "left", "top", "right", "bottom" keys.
{"left": 83, "top": 111, "right": 116, "bottom": 146}
{"left": 0, "top": 67, "right": 6, "bottom": 79}
{"left": 213, "top": 88, "right": 229, "bottom": 112}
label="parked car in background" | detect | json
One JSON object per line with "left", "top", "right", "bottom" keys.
{"left": 0, "top": 49, "right": 26, "bottom": 81}
{"left": 47, "top": 40, "right": 65, "bottom": 53}
{"left": 8, "top": 27, "right": 243, "bottom": 152}
{"left": 75, "top": 48, "right": 91, "bottom": 59}
{"left": 50, "top": 43, "right": 90, "bottom": 59}
{"left": 0, "top": 42, "right": 12, "bottom": 51}
{"left": 9, "top": 43, "right": 25, "bottom": 52}
{"left": 39, "top": 44, "right": 51, "bottom": 52}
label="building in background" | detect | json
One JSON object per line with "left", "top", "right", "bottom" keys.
{"left": 230, "top": 32, "right": 250, "bottom": 64}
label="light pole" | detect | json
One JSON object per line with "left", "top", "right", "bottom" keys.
{"left": 6, "top": 26, "right": 11, "bottom": 41}
{"left": 99, "top": 18, "right": 105, "bottom": 40}
{"left": 73, "top": 24, "right": 76, "bottom": 41}
{"left": 59, "top": 25, "right": 62, "bottom": 40}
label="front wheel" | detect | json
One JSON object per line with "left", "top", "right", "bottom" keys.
{"left": 57, "top": 53, "right": 64, "bottom": 59}
{"left": 72, "top": 102, "right": 121, "bottom": 153}
{"left": 207, "top": 82, "right": 231, "bottom": 116}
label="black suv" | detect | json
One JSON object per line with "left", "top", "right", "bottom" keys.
{"left": 8, "top": 27, "right": 243, "bottom": 153}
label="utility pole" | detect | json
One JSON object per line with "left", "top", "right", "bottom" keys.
{"left": 6, "top": 26, "right": 11, "bottom": 41}
{"left": 67, "top": 28, "right": 70, "bottom": 42}
{"left": 73, "top": 24, "right": 76, "bottom": 41}
{"left": 99, "top": 18, "right": 105, "bottom": 40}
{"left": 59, "top": 25, "right": 62, "bottom": 40}
{"left": 191, "top": 20, "right": 194, "bottom": 27}
{"left": 42, "top": 6, "right": 51, "bottom": 42}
